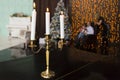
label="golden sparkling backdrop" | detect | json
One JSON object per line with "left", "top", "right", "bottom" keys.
{"left": 71, "top": 0, "right": 120, "bottom": 43}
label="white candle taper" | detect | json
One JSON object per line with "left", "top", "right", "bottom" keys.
{"left": 31, "top": 2, "right": 37, "bottom": 40}
{"left": 45, "top": 8, "right": 50, "bottom": 35}
{"left": 60, "top": 11, "right": 64, "bottom": 39}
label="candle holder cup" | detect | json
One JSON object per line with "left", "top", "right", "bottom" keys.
{"left": 58, "top": 39, "right": 64, "bottom": 50}
{"left": 29, "top": 40, "right": 43, "bottom": 54}
{"left": 29, "top": 40, "right": 37, "bottom": 48}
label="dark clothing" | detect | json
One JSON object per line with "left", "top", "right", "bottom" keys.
{"left": 94, "top": 24, "right": 100, "bottom": 35}
{"left": 93, "top": 24, "right": 100, "bottom": 49}
{"left": 94, "top": 20, "right": 109, "bottom": 55}
{"left": 101, "top": 22, "right": 109, "bottom": 37}
{"left": 100, "top": 22, "right": 109, "bottom": 55}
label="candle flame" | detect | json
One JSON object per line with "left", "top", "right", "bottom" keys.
{"left": 46, "top": 8, "right": 49, "bottom": 12}
{"left": 33, "top": 2, "right": 36, "bottom": 9}
{"left": 60, "top": 11, "right": 63, "bottom": 15}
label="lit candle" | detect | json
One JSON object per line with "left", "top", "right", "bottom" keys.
{"left": 60, "top": 11, "right": 64, "bottom": 39}
{"left": 31, "top": 2, "right": 37, "bottom": 40}
{"left": 45, "top": 8, "right": 50, "bottom": 35}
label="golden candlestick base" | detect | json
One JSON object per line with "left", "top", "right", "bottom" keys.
{"left": 41, "top": 35, "right": 55, "bottom": 79}
{"left": 41, "top": 69, "right": 55, "bottom": 78}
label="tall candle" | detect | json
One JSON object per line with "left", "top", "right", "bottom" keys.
{"left": 60, "top": 11, "right": 64, "bottom": 39}
{"left": 45, "top": 8, "right": 50, "bottom": 35}
{"left": 31, "top": 2, "right": 37, "bottom": 40}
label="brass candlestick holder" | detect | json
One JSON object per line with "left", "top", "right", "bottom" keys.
{"left": 58, "top": 39, "right": 64, "bottom": 50}
{"left": 29, "top": 36, "right": 64, "bottom": 79}
{"left": 29, "top": 40, "right": 42, "bottom": 54}
{"left": 41, "top": 35, "right": 55, "bottom": 78}
{"left": 29, "top": 40, "right": 37, "bottom": 48}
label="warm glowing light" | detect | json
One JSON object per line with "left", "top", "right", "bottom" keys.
{"left": 33, "top": 2, "right": 36, "bottom": 9}
{"left": 60, "top": 11, "right": 63, "bottom": 15}
{"left": 46, "top": 8, "right": 49, "bottom": 12}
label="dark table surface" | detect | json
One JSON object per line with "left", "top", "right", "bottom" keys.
{"left": 0, "top": 47, "right": 120, "bottom": 80}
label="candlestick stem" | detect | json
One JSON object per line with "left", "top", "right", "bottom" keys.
{"left": 41, "top": 35, "right": 55, "bottom": 78}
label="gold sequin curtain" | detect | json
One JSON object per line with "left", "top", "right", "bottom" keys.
{"left": 71, "top": 0, "right": 120, "bottom": 43}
